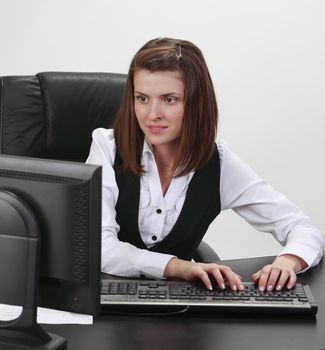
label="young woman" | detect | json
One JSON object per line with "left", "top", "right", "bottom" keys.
{"left": 86, "top": 37, "right": 324, "bottom": 292}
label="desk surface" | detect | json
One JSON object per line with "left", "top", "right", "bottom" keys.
{"left": 44, "top": 256, "right": 325, "bottom": 350}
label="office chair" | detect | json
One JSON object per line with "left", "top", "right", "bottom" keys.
{"left": 0, "top": 71, "right": 220, "bottom": 262}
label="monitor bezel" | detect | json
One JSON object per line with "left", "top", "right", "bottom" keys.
{"left": 0, "top": 154, "right": 102, "bottom": 316}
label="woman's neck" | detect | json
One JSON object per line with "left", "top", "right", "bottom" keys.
{"left": 153, "top": 144, "right": 177, "bottom": 196}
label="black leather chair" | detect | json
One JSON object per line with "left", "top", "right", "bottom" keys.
{"left": 0, "top": 71, "right": 219, "bottom": 262}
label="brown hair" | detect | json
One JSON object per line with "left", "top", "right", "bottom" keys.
{"left": 114, "top": 37, "right": 218, "bottom": 177}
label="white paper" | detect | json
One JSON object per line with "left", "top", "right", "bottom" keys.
{"left": 0, "top": 303, "right": 93, "bottom": 324}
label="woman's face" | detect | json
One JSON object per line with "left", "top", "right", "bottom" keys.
{"left": 133, "top": 69, "right": 185, "bottom": 152}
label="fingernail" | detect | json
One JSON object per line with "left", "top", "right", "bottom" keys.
{"left": 221, "top": 283, "right": 225, "bottom": 289}
{"left": 239, "top": 284, "right": 245, "bottom": 291}
{"left": 259, "top": 285, "right": 264, "bottom": 292}
{"left": 232, "top": 284, "right": 237, "bottom": 291}
{"left": 267, "top": 285, "right": 273, "bottom": 292}
{"left": 208, "top": 285, "right": 213, "bottom": 290}
{"left": 276, "top": 284, "right": 282, "bottom": 291}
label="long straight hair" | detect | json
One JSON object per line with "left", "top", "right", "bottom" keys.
{"left": 114, "top": 37, "right": 218, "bottom": 177}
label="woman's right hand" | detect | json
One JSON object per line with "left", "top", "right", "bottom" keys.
{"left": 163, "top": 257, "right": 244, "bottom": 291}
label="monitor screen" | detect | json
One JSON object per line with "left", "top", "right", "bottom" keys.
{"left": 0, "top": 154, "right": 102, "bottom": 316}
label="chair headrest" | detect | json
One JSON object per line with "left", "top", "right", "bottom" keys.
{"left": 0, "top": 71, "right": 127, "bottom": 161}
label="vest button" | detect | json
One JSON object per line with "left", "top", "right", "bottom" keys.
{"left": 156, "top": 209, "right": 162, "bottom": 214}
{"left": 152, "top": 235, "right": 157, "bottom": 241}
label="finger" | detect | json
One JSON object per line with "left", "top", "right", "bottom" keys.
{"left": 286, "top": 270, "right": 297, "bottom": 289}
{"left": 257, "top": 265, "right": 272, "bottom": 291}
{"left": 210, "top": 267, "right": 226, "bottom": 289}
{"left": 197, "top": 270, "right": 213, "bottom": 290}
{"left": 275, "top": 269, "right": 290, "bottom": 291}
{"left": 227, "top": 273, "right": 244, "bottom": 291}
{"left": 251, "top": 270, "right": 261, "bottom": 283}
{"left": 219, "top": 265, "right": 244, "bottom": 291}
{"left": 264, "top": 266, "right": 282, "bottom": 292}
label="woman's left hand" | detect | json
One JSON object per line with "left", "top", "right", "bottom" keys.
{"left": 251, "top": 254, "right": 308, "bottom": 292}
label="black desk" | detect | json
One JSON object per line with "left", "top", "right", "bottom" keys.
{"left": 44, "top": 256, "right": 325, "bottom": 350}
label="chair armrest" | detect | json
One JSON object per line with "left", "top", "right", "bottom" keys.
{"left": 193, "top": 241, "right": 220, "bottom": 263}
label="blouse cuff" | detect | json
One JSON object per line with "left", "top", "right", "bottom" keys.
{"left": 278, "top": 244, "right": 323, "bottom": 274}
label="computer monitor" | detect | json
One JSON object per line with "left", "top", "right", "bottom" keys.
{"left": 0, "top": 154, "right": 102, "bottom": 349}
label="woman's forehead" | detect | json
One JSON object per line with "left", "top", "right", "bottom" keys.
{"left": 133, "top": 69, "right": 184, "bottom": 95}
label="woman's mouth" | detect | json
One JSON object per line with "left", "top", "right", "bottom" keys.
{"left": 147, "top": 125, "right": 167, "bottom": 135}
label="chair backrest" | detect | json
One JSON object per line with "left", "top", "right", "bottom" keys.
{"left": 0, "top": 72, "right": 127, "bottom": 161}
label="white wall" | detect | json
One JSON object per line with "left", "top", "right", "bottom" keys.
{"left": 1, "top": 0, "right": 324, "bottom": 260}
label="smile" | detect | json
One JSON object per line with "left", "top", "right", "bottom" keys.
{"left": 147, "top": 125, "right": 167, "bottom": 134}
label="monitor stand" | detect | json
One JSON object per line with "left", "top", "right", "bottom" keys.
{"left": 0, "top": 190, "right": 67, "bottom": 349}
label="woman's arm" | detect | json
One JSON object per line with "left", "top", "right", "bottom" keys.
{"left": 219, "top": 140, "right": 325, "bottom": 289}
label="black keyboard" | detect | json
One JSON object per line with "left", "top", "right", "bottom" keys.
{"left": 100, "top": 276, "right": 318, "bottom": 315}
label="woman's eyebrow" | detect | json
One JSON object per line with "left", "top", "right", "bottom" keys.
{"left": 134, "top": 91, "right": 183, "bottom": 97}
{"left": 161, "top": 92, "right": 182, "bottom": 97}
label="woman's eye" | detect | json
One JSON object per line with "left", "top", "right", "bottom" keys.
{"left": 165, "top": 96, "right": 177, "bottom": 103}
{"left": 136, "top": 95, "right": 147, "bottom": 103}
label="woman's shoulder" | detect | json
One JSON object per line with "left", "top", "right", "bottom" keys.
{"left": 216, "top": 139, "right": 255, "bottom": 176}
{"left": 90, "top": 128, "right": 116, "bottom": 161}
{"left": 216, "top": 139, "right": 229, "bottom": 162}
{"left": 92, "top": 127, "right": 115, "bottom": 141}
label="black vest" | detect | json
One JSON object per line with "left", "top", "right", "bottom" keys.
{"left": 114, "top": 147, "right": 221, "bottom": 260}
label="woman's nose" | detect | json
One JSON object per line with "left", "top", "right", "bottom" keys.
{"left": 147, "top": 101, "right": 163, "bottom": 120}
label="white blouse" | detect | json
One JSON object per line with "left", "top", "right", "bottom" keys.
{"left": 86, "top": 128, "right": 325, "bottom": 278}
